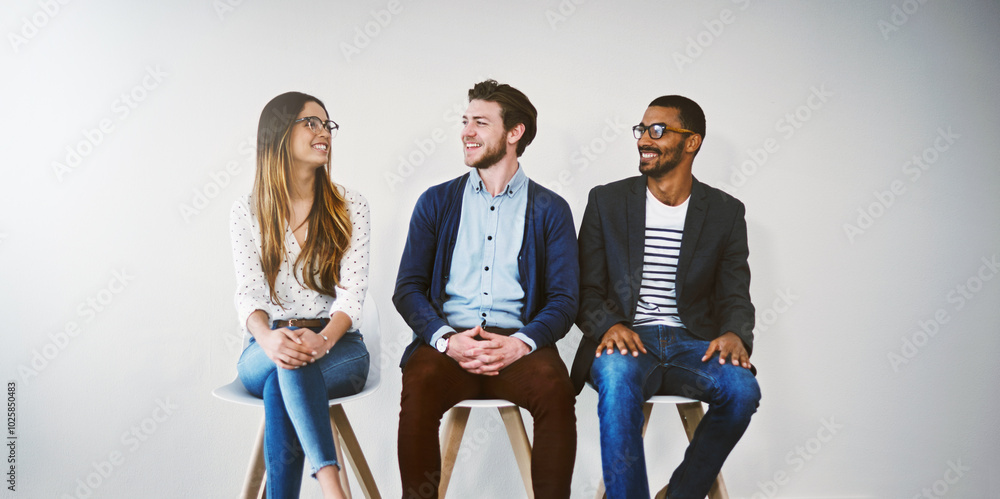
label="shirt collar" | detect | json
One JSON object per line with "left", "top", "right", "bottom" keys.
{"left": 468, "top": 164, "right": 528, "bottom": 197}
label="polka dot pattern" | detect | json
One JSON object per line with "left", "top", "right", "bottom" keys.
{"left": 229, "top": 185, "right": 370, "bottom": 333}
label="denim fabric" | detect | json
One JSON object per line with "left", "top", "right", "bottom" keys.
{"left": 237, "top": 327, "right": 369, "bottom": 499}
{"left": 590, "top": 325, "right": 760, "bottom": 499}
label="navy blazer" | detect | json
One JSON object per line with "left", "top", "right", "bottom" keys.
{"left": 393, "top": 172, "right": 580, "bottom": 368}
{"left": 570, "top": 175, "right": 754, "bottom": 393}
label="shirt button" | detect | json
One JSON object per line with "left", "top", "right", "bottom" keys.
{"left": 484, "top": 266, "right": 489, "bottom": 271}
{"left": 487, "top": 236, "right": 493, "bottom": 241}
{"left": 482, "top": 313, "right": 487, "bottom": 317}
{"left": 490, "top": 206, "right": 495, "bottom": 211}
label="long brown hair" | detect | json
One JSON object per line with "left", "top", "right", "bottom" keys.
{"left": 252, "top": 91, "right": 352, "bottom": 306}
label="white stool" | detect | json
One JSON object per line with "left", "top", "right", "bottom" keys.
{"left": 595, "top": 395, "right": 729, "bottom": 499}
{"left": 212, "top": 297, "right": 383, "bottom": 499}
{"left": 439, "top": 399, "right": 533, "bottom": 499}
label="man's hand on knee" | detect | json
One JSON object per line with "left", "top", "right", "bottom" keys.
{"left": 702, "top": 331, "right": 752, "bottom": 370}
{"left": 596, "top": 323, "right": 647, "bottom": 358}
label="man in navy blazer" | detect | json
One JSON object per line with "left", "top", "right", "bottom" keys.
{"left": 571, "top": 95, "right": 760, "bottom": 499}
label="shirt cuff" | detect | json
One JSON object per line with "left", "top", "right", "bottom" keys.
{"left": 429, "top": 325, "right": 457, "bottom": 346}
{"left": 511, "top": 332, "right": 536, "bottom": 353}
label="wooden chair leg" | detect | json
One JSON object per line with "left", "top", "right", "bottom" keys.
{"left": 594, "top": 479, "right": 606, "bottom": 499}
{"left": 330, "top": 404, "right": 382, "bottom": 499}
{"left": 439, "top": 406, "right": 472, "bottom": 499}
{"left": 243, "top": 418, "right": 267, "bottom": 499}
{"left": 329, "top": 414, "right": 353, "bottom": 499}
{"left": 675, "top": 402, "right": 729, "bottom": 499}
{"left": 641, "top": 402, "right": 655, "bottom": 437}
{"left": 498, "top": 406, "right": 534, "bottom": 499}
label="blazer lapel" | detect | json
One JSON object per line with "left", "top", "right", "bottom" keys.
{"left": 676, "top": 178, "right": 707, "bottom": 301}
{"left": 626, "top": 176, "right": 647, "bottom": 317}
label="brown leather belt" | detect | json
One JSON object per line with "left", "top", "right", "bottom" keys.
{"left": 274, "top": 318, "right": 329, "bottom": 328}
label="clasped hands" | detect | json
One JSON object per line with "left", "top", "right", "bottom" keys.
{"left": 444, "top": 326, "right": 530, "bottom": 376}
{"left": 258, "top": 327, "right": 332, "bottom": 370}
{"left": 595, "top": 324, "right": 752, "bottom": 370}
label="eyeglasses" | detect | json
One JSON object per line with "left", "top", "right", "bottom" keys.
{"left": 294, "top": 116, "right": 339, "bottom": 137}
{"left": 632, "top": 123, "right": 695, "bottom": 140}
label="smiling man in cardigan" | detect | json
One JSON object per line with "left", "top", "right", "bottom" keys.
{"left": 394, "top": 80, "right": 579, "bottom": 499}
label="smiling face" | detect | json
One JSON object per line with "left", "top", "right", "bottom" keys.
{"left": 461, "top": 99, "right": 511, "bottom": 170}
{"left": 289, "top": 100, "right": 331, "bottom": 170}
{"left": 637, "top": 106, "right": 695, "bottom": 178}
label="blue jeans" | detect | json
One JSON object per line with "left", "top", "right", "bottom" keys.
{"left": 590, "top": 325, "right": 760, "bottom": 499}
{"left": 237, "top": 326, "right": 369, "bottom": 499}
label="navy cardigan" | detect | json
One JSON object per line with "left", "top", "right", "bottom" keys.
{"left": 393, "top": 172, "right": 580, "bottom": 367}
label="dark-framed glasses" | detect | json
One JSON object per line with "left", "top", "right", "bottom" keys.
{"left": 295, "top": 116, "right": 339, "bottom": 137}
{"left": 632, "top": 123, "right": 695, "bottom": 140}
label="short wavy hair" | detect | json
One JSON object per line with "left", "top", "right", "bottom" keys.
{"left": 468, "top": 79, "right": 537, "bottom": 157}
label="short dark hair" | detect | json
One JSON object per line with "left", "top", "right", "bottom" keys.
{"left": 468, "top": 80, "right": 537, "bottom": 157}
{"left": 648, "top": 95, "right": 706, "bottom": 142}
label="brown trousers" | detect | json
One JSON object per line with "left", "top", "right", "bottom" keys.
{"left": 398, "top": 343, "right": 577, "bottom": 499}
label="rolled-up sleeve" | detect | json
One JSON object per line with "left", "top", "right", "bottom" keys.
{"left": 329, "top": 190, "right": 370, "bottom": 331}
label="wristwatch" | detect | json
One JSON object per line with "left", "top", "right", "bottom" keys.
{"left": 435, "top": 332, "right": 456, "bottom": 353}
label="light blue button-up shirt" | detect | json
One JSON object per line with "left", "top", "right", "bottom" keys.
{"left": 433, "top": 166, "right": 535, "bottom": 350}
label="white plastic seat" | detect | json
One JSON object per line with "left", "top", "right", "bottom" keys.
{"left": 212, "top": 296, "right": 383, "bottom": 499}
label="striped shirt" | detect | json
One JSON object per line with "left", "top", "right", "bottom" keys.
{"left": 633, "top": 189, "right": 689, "bottom": 327}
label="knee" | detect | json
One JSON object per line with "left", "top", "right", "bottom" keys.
{"left": 718, "top": 374, "right": 760, "bottom": 420}
{"left": 591, "top": 356, "right": 644, "bottom": 403}
{"left": 262, "top": 371, "right": 282, "bottom": 400}
{"left": 401, "top": 357, "right": 444, "bottom": 399}
{"left": 399, "top": 360, "right": 450, "bottom": 422}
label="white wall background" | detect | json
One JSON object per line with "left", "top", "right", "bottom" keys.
{"left": 2, "top": 1, "right": 998, "bottom": 497}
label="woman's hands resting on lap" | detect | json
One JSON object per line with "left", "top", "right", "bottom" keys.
{"left": 247, "top": 310, "right": 353, "bottom": 370}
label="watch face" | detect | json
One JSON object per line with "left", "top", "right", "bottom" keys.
{"left": 436, "top": 337, "right": 447, "bottom": 352}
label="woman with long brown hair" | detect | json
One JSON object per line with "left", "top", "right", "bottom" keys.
{"left": 230, "top": 91, "right": 370, "bottom": 499}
